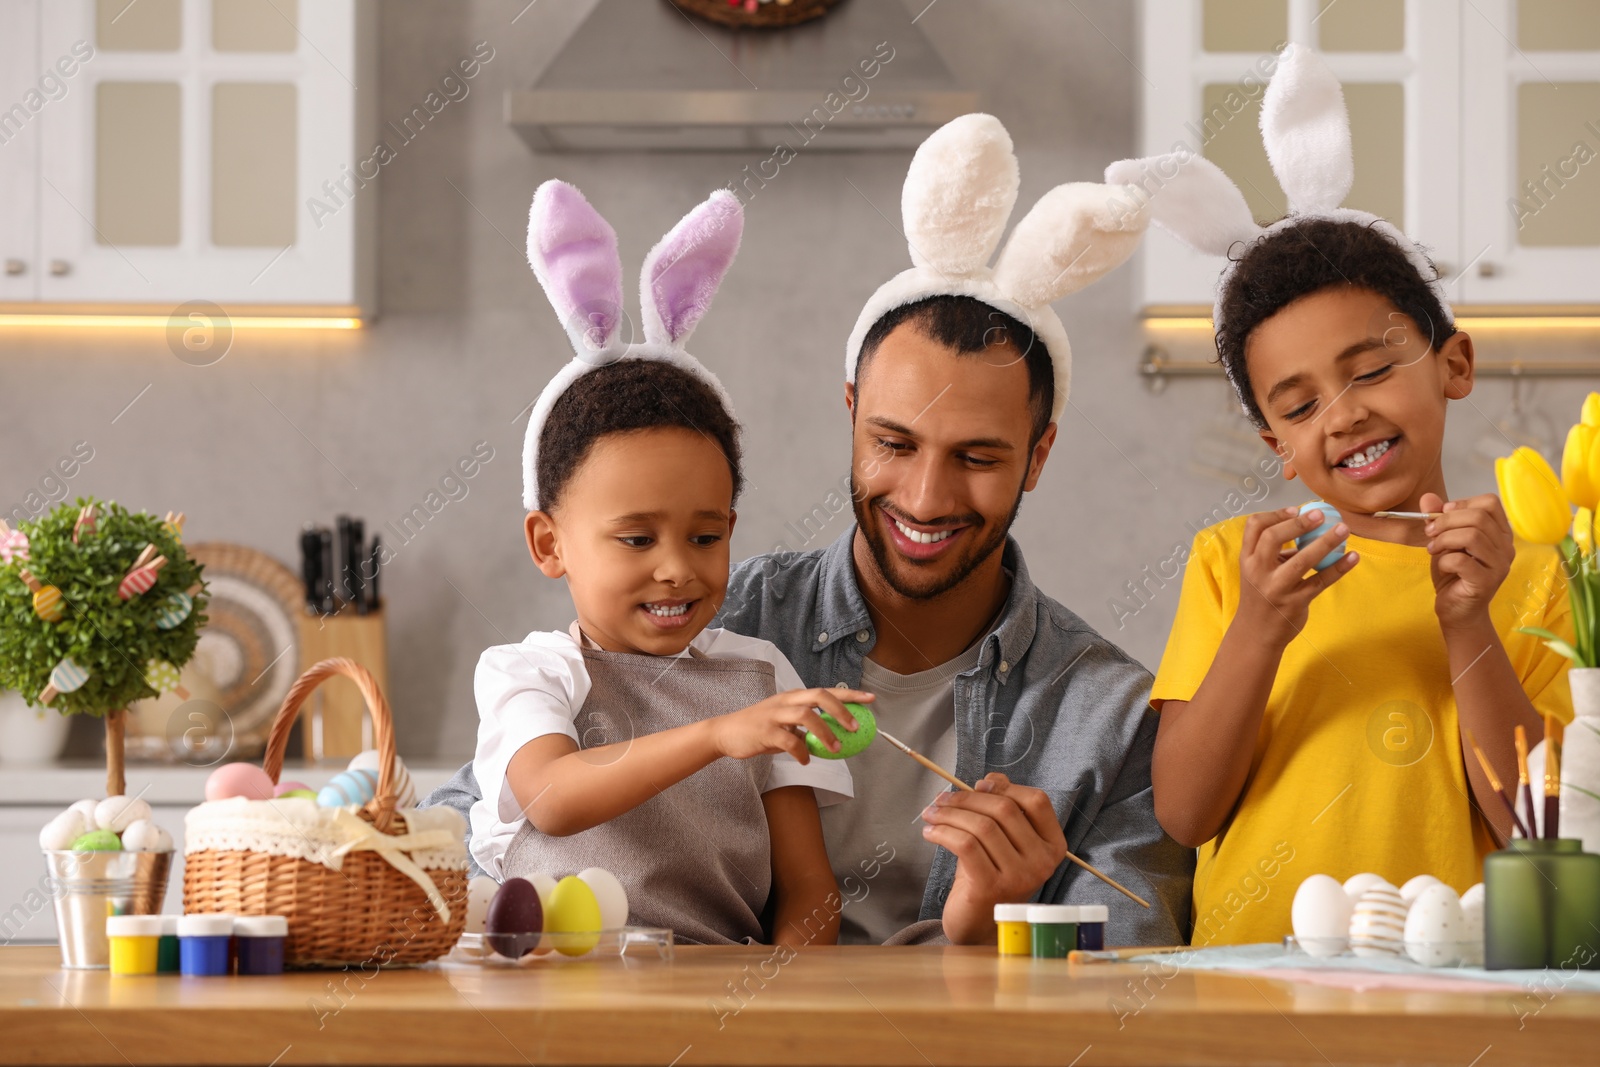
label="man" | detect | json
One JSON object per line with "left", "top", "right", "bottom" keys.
{"left": 425, "top": 114, "right": 1193, "bottom": 946}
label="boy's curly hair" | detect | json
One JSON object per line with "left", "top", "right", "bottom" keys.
{"left": 1216, "top": 217, "right": 1456, "bottom": 428}
{"left": 536, "top": 358, "right": 743, "bottom": 511}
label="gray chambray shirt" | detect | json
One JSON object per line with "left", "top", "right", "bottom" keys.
{"left": 422, "top": 526, "right": 1194, "bottom": 947}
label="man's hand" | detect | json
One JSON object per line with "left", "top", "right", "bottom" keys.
{"left": 1423, "top": 492, "right": 1514, "bottom": 633}
{"left": 919, "top": 773, "right": 1067, "bottom": 944}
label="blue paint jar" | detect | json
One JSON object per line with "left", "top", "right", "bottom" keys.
{"left": 235, "top": 915, "right": 288, "bottom": 975}
{"left": 177, "top": 914, "right": 234, "bottom": 976}
{"left": 1076, "top": 904, "right": 1108, "bottom": 951}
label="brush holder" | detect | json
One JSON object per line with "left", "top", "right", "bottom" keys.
{"left": 1484, "top": 838, "right": 1600, "bottom": 970}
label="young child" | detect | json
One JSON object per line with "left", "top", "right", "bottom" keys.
{"left": 471, "top": 181, "right": 864, "bottom": 947}
{"left": 1109, "top": 46, "right": 1573, "bottom": 946}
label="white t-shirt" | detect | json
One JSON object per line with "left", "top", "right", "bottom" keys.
{"left": 470, "top": 624, "right": 855, "bottom": 879}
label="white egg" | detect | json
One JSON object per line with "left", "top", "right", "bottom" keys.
{"left": 1400, "top": 874, "right": 1444, "bottom": 906}
{"left": 1290, "top": 874, "right": 1351, "bottom": 956}
{"left": 578, "top": 867, "right": 629, "bottom": 931}
{"left": 67, "top": 798, "right": 100, "bottom": 827}
{"left": 39, "top": 809, "right": 85, "bottom": 850}
{"left": 120, "top": 819, "right": 173, "bottom": 852}
{"left": 528, "top": 873, "right": 558, "bottom": 955}
{"left": 1350, "top": 886, "right": 1408, "bottom": 958}
{"left": 95, "top": 795, "right": 152, "bottom": 833}
{"left": 1459, "top": 883, "right": 1485, "bottom": 966}
{"left": 347, "top": 749, "right": 417, "bottom": 807}
{"left": 1343, "top": 872, "right": 1396, "bottom": 903}
{"left": 1404, "top": 884, "right": 1465, "bottom": 967}
{"left": 465, "top": 876, "right": 500, "bottom": 934}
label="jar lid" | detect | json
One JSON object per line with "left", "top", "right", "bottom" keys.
{"left": 105, "top": 915, "right": 163, "bottom": 938}
{"left": 993, "top": 904, "right": 1031, "bottom": 923}
{"left": 234, "top": 915, "right": 288, "bottom": 937}
{"left": 1026, "top": 905, "right": 1080, "bottom": 924}
{"left": 160, "top": 915, "right": 180, "bottom": 936}
{"left": 1077, "top": 904, "right": 1109, "bottom": 923}
{"left": 177, "top": 914, "right": 235, "bottom": 937}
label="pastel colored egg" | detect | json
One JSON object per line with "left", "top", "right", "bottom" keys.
{"left": 485, "top": 878, "right": 545, "bottom": 959}
{"left": 33, "top": 585, "right": 63, "bottom": 622}
{"left": 1290, "top": 874, "right": 1351, "bottom": 957}
{"left": 276, "top": 789, "right": 318, "bottom": 801}
{"left": 545, "top": 875, "right": 603, "bottom": 957}
{"left": 1296, "top": 501, "right": 1347, "bottom": 571}
{"left": 154, "top": 592, "right": 193, "bottom": 630}
{"left": 1349, "top": 886, "right": 1408, "bottom": 958}
{"left": 317, "top": 768, "right": 378, "bottom": 807}
{"left": 1400, "top": 873, "right": 1444, "bottom": 906}
{"left": 39, "top": 810, "right": 86, "bottom": 851}
{"left": 145, "top": 658, "right": 181, "bottom": 693}
{"left": 1403, "top": 883, "right": 1465, "bottom": 967}
{"left": 577, "top": 867, "right": 629, "bottom": 931}
{"left": 118, "top": 566, "right": 159, "bottom": 600}
{"left": 346, "top": 749, "right": 417, "bottom": 807}
{"left": 273, "top": 780, "right": 311, "bottom": 797}
{"left": 95, "top": 795, "right": 152, "bottom": 833}
{"left": 50, "top": 658, "right": 89, "bottom": 693}
{"left": 71, "top": 829, "right": 123, "bottom": 852}
{"left": 804, "top": 701, "right": 876, "bottom": 760}
{"left": 205, "top": 762, "right": 277, "bottom": 802}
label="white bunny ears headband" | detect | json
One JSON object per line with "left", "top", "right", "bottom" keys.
{"left": 1104, "top": 44, "right": 1452, "bottom": 337}
{"left": 521, "top": 180, "right": 742, "bottom": 511}
{"left": 845, "top": 113, "right": 1152, "bottom": 422}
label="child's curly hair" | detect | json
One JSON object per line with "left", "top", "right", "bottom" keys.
{"left": 536, "top": 359, "right": 743, "bottom": 511}
{"left": 1216, "top": 217, "right": 1456, "bottom": 429}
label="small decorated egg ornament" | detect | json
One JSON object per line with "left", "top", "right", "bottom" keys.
{"left": 1404, "top": 883, "right": 1465, "bottom": 967}
{"left": 38, "top": 657, "right": 89, "bottom": 704}
{"left": 19, "top": 570, "right": 64, "bottom": 623}
{"left": 347, "top": 750, "right": 416, "bottom": 808}
{"left": 317, "top": 768, "right": 378, "bottom": 807}
{"left": 154, "top": 592, "right": 193, "bottom": 630}
{"left": 1349, "top": 885, "right": 1408, "bottom": 958}
{"left": 0, "top": 521, "right": 30, "bottom": 564}
{"left": 118, "top": 556, "right": 167, "bottom": 600}
{"left": 1296, "top": 501, "right": 1348, "bottom": 571}
{"left": 145, "top": 659, "right": 183, "bottom": 694}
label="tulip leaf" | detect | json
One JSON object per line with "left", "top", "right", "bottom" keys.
{"left": 1565, "top": 781, "right": 1600, "bottom": 805}
{"left": 1517, "top": 626, "right": 1591, "bottom": 667}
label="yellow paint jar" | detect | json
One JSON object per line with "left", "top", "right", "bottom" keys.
{"left": 106, "top": 915, "right": 163, "bottom": 975}
{"left": 994, "top": 904, "right": 1032, "bottom": 956}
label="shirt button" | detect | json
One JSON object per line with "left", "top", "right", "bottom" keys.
{"left": 835, "top": 682, "right": 848, "bottom": 689}
{"left": 999, "top": 660, "right": 1010, "bottom": 673}
{"left": 818, "top": 632, "right": 828, "bottom": 643}
{"left": 855, "top": 630, "right": 869, "bottom": 642}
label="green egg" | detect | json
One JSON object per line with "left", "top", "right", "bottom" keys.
{"left": 278, "top": 789, "right": 318, "bottom": 800}
{"left": 804, "top": 702, "right": 876, "bottom": 760}
{"left": 71, "top": 829, "right": 123, "bottom": 852}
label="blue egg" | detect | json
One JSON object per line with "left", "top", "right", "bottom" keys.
{"left": 1296, "top": 501, "right": 1347, "bottom": 571}
{"left": 316, "top": 768, "right": 377, "bottom": 807}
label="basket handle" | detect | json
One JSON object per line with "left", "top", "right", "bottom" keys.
{"left": 262, "top": 657, "right": 400, "bottom": 833}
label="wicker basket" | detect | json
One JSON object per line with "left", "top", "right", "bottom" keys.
{"left": 668, "top": 0, "right": 845, "bottom": 30}
{"left": 182, "top": 658, "right": 467, "bottom": 968}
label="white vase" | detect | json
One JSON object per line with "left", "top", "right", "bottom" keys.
{"left": 1562, "top": 668, "right": 1600, "bottom": 854}
{"left": 0, "top": 689, "right": 72, "bottom": 766}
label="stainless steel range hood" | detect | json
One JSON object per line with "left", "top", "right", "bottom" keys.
{"left": 506, "top": 0, "right": 977, "bottom": 152}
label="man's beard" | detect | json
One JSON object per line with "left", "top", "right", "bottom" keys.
{"left": 850, "top": 473, "right": 1025, "bottom": 601}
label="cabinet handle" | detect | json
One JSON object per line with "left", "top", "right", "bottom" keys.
{"left": 49, "top": 259, "right": 72, "bottom": 277}
{"left": 4, "top": 259, "right": 23, "bottom": 276}
{"left": 1477, "top": 261, "right": 1499, "bottom": 278}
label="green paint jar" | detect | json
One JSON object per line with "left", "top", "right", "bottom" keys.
{"left": 1027, "top": 905, "right": 1078, "bottom": 958}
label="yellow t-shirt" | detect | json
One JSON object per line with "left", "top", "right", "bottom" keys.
{"left": 1151, "top": 515, "right": 1573, "bottom": 947}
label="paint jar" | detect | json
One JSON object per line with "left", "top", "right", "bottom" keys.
{"left": 105, "top": 915, "right": 162, "bottom": 976}
{"left": 1027, "top": 905, "right": 1078, "bottom": 959}
{"left": 234, "top": 916, "right": 288, "bottom": 975}
{"left": 156, "top": 915, "right": 180, "bottom": 974}
{"left": 178, "top": 914, "right": 234, "bottom": 976}
{"left": 1076, "top": 905, "right": 1108, "bottom": 951}
{"left": 994, "top": 904, "right": 1031, "bottom": 956}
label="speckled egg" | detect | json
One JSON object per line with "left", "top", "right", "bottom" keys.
{"left": 485, "top": 877, "right": 545, "bottom": 959}
{"left": 120, "top": 819, "right": 173, "bottom": 852}
{"left": 804, "top": 702, "right": 876, "bottom": 760}
{"left": 71, "top": 829, "right": 123, "bottom": 852}
{"left": 1404, "top": 883, "right": 1465, "bottom": 967}
{"left": 1459, "top": 883, "right": 1485, "bottom": 966}
{"left": 1290, "top": 874, "right": 1351, "bottom": 957}
{"left": 465, "top": 876, "right": 501, "bottom": 934}
{"left": 205, "top": 762, "right": 277, "bottom": 801}
{"left": 1349, "top": 886, "right": 1408, "bottom": 958}
{"left": 545, "top": 875, "right": 603, "bottom": 957}
{"left": 1400, "top": 874, "right": 1443, "bottom": 906}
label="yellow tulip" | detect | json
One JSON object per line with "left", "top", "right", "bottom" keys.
{"left": 1496, "top": 446, "right": 1573, "bottom": 546}
{"left": 1562, "top": 423, "right": 1600, "bottom": 510}
{"left": 1576, "top": 508, "right": 1595, "bottom": 556}
{"left": 1583, "top": 392, "right": 1600, "bottom": 427}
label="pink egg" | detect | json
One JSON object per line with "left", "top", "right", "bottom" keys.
{"left": 273, "top": 780, "right": 311, "bottom": 797}
{"left": 205, "top": 762, "right": 276, "bottom": 802}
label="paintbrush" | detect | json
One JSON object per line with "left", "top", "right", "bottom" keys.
{"left": 881, "top": 728, "right": 1153, "bottom": 910}
{"left": 1515, "top": 725, "right": 1536, "bottom": 838}
{"left": 1373, "top": 511, "right": 1445, "bottom": 520}
{"left": 1544, "top": 714, "right": 1564, "bottom": 839}
{"left": 1464, "top": 728, "right": 1530, "bottom": 838}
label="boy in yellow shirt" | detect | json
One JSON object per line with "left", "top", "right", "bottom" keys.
{"left": 1109, "top": 46, "right": 1572, "bottom": 946}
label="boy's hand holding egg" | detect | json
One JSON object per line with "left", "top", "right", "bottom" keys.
{"left": 1419, "top": 492, "right": 1515, "bottom": 631}
{"left": 710, "top": 687, "right": 875, "bottom": 764}
{"left": 1236, "top": 504, "right": 1358, "bottom": 646}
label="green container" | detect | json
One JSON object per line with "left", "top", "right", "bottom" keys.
{"left": 1484, "top": 839, "right": 1600, "bottom": 971}
{"left": 1027, "top": 905, "right": 1077, "bottom": 959}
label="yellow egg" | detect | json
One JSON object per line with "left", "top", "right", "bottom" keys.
{"left": 545, "top": 875, "right": 602, "bottom": 957}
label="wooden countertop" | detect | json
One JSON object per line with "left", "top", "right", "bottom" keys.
{"left": 2, "top": 944, "right": 1595, "bottom": 1066}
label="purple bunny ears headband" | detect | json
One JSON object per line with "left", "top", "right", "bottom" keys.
{"left": 1104, "top": 44, "right": 1452, "bottom": 356}
{"left": 521, "top": 180, "right": 742, "bottom": 511}
{"left": 845, "top": 113, "right": 1153, "bottom": 421}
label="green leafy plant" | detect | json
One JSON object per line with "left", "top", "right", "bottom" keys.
{"left": 0, "top": 498, "right": 207, "bottom": 722}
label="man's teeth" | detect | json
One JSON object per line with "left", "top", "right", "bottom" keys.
{"left": 645, "top": 602, "right": 690, "bottom": 617}
{"left": 1339, "top": 440, "right": 1392, "bottom": 468}
{"left": 893, "top": 518, "right": 954, "bottom": 544}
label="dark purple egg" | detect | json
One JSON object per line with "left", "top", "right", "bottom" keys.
{"left": 485, "top": 877, "right": 544, "bottom": 959}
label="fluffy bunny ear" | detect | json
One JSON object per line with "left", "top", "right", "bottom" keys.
{"left": 1260, "top": 44, "right": 1352, "bottom": 214}
{"left": 640, "top": 190, "right": 743, "bottom": 349}
{"left": 902, "top": 113, "right": 1020, "bottom": 276}
{"left": 1105, "top": 153, "right": 1261, "bottom": 256}
{"left": 527, "top": 180, "right": 624, "bottom": 354}
{"left": 991, "top": 182, "right": 1150, "bottom": 306}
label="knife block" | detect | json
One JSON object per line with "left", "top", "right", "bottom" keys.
{"left": 295, "top": 603, "right": 387, "bottom": 760}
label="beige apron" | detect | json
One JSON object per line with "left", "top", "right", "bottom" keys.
{"left": 503, "top": 644, "right": 777, "bottom": 946}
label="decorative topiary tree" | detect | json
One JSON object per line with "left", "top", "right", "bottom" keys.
{"left": 0, "top": 498, "right": 208, "bottom": 796}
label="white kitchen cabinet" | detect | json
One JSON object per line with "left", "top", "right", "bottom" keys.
{"left": 1134, "top": 0, "right": 1600, "bottom": 313}
{"left": 0, "top": 2, "right": 42, "bottom": 304}
{"left": 0, "top": 0, "right": 374, "bottom": 315}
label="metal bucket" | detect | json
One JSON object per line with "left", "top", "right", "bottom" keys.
{"left": 43, "top": 850, "right": 171, "bottom": 969}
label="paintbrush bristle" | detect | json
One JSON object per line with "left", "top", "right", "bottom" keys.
{"left": 1514, "top": 725, "right": 1530, "bottom": 786}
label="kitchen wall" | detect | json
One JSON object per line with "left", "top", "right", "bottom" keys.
{"left": 2, "top": 0, "right": 1593, "bottom": 760}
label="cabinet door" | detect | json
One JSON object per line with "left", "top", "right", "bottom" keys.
{"left": 1461, "top": 0, "right": 1600, "bottom": 306}
{"left": 1135, "top": 0, "right": 1463, "bottom": 312}
{"left": 35, "top": 0, "right": 367, "bottom": 309}
{"left": 0, "top": 2, "right": 41, "bottom": 302}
